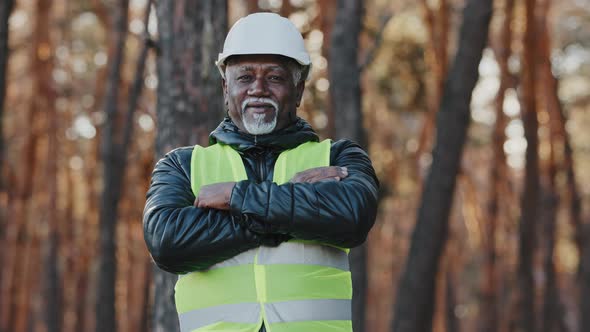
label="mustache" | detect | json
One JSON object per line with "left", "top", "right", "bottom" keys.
{"left": 241, "top": 97, "right": 278, "bottom": 113}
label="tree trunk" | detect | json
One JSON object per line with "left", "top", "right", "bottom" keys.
{"left": 63, "top": 134, "right": 78, "bottom": 332}
{"left": 78, "top": 138, "right": 99, "bottom": 332}
{"left": 540, "top": 168, "right": 559, "bottom": 332}
{"left": 329, "top": 1, "right": 367, "bottom": 331}
{"left": 391, "top": 0, "right": 492, "bottom": 330}
{"left": 330, "top": 0, "right": 365, "bottom": 148}
{"left": 279, "top": 0, "right": 295, "bottom": 17}
{"left": 445, "top": 270, "right": 458, "bottom": 332}
{"left": 151, "top": 1, "right": 227, "bottom": 331}
{"left": 533, "top": 5, "right": 585, "bottom": 327}
{"left": 11, "top": 1, "right": 54, "bottom": 330}
{"left": 245, "top": 0, "right": 258, "bottom": 13}
{"left": 536, "top": 1, "right": 567, "bottom": 331}
{"left": 318, "top": 0, "right": 337, "bottom": 137}
{"left": 96, "top": 1, "right": 129, "bottom": 331}
{"left": 121, "top": 0, "right": 154, "bottom": 171}
{"left": 415, "top": 0, "right": 450, "bottom": 163}
{"left": 479, "top": 0, "right": 514, "bottom": 330}
{"left": 41, "top": 57, "right": 60, "bottom": 332}
{"left": 581, "top": 226, "right": 590, "bottom": 331}
{"left": 79, "top": 5, "right": 110, "bottom": 328}
{"left": 0, "top": 1, "right": 14, "bottom": 330}
{"left": 516, "top": 0, "right": 539, "bottom": 330}
{"left": 0, "top": 0, "right": 14, "bottom": 194}
{"left": 140, "top": 260, "right": 153, "bottom": 332}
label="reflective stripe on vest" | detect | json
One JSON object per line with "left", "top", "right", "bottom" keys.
{"left": 178, "top": 139, "right": 353, "bottom": 332}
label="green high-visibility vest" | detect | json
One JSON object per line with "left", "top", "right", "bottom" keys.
{"left": 176, "top": 139, "right": 353, "bottom": 332}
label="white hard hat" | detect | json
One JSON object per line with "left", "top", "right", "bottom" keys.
{"left": 216, "top": 13, "right": 311, "bottom": 79}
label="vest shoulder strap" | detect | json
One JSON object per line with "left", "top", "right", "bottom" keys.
{"left": 190, "top": 144, "right": 248, "bottom": 197}
{"left": 273, "top": 139, "right": 331, "bottom": 184}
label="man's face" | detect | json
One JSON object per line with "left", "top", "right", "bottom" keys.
{"left": 223, "top": 54, "right": 305, "bottom": 135}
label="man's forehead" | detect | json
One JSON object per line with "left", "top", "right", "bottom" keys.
{"left": 226, "top": 55, "right": 291, "bottom": 70}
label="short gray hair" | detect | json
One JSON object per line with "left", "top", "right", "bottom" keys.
{"left": 286, "top": 60, "right": 305, "bottom": 85}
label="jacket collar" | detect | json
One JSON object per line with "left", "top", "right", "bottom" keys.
{"left": 209, "top": 117, "right": 319, "bottom": 152}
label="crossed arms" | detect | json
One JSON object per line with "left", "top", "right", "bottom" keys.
{"left": 143, "top": 140, "right": 379, "bottom": 274}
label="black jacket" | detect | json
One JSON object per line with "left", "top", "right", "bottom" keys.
{"left": 143, "top": 117, "right": 379, "bottom": 274}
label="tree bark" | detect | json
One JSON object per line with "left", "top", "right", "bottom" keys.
{"left": 445, "top": 270, "right": 458, "bottom": 332}
{"left": 540, "top": 165, "right": 559, "bottom": 332}
{"left": 122, "top": 0, "right": 154, "bottom": 168}
{"left": 582, "top": 226, "right": 590, "bottom": 332}
{"left": 41, "top": 52, "right": 60, "bottom": 332}
{"left": 534, "top": 5, "right": 585, "bottom": 326}
{"left": 479, "top": 0, "right": 514, "bottom": 331}
{"left": 330, "top": 0, "right": 365, "bottom": 148}
{"left": 0, "top": 1, "right": 14, "bottom": 330}
{"left": 245, "top": 0, "right": 258, "bottom": 14}
{"left": 0, "top": 0, "right": 14, "bottom": 194}
{"left": 536, "top": 1, "right": 567, "bottom": 331}
{"left": 329, "top": 1, "right": 367, "bottom": 331}
{"left": 78, "top": 4, "right": 112, "bottom": 328}
{"left": 78, "top": 132, "right": 101, "bottom": 332}
{"left": 151, "top": 1, "right": 227, "bottom": 331}
{"left": 516, "top": 0, "right": 539, "bottom": 330}
{"left": 279, "top": 0, "right": 295, "bottom": 17}
{"left": 532, "top": 0, "right": 589, "bottom": 327}
{"left": 415, "top": 0, "right": 450, "bottom": 163}
{"left": 122, "top": 6, "right": 155, "bottom": 331}
{"left": 391, "top": 0, "right": 492, "bottom": 330}
{"left": 10, "top": 1, "right": 54, "bottom": 331}
{"left": 318, "top": 0, "right": 337, "bottom": 137}
{"left": 96, "top": 1, "right": 129, "bottom": 331}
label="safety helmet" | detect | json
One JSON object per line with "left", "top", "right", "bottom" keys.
{"left": 216, "top": 12, "right": 312, "bottom": 79}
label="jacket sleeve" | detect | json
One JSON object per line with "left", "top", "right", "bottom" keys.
{"left": 229, "top": 139, "right": 379, "bottom": 248}
{"left": 143, "top": 147, "right": 264, "bottom": 274}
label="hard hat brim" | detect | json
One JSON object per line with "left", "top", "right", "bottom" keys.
{"left": 216, "top": 52, "right": 312, "bottom": 80}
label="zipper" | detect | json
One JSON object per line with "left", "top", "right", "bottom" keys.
{"left": 253, "top": 247, "right": 268, "bottom": 331}
{"left": 250, "top": 149, "right": 267, "bottom": 182}
{"left": 257, "top": 152, "right": 266, "bottom": 182}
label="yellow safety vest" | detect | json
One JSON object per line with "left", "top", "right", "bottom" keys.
{"left": 176, "top": 139, "right": 353, "bottom": 332}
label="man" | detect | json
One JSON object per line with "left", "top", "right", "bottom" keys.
{"left": 143, "top": 12, "right": 379, "bottom": 332}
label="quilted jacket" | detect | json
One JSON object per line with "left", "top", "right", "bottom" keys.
{"left": 143, "top": 117, "right": 379, "bottom": 274}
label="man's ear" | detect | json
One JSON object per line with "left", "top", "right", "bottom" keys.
{"left": 222, "top": 78, "right": 228, "bottom": 103}
{"left": 295, "top": 81, "right": 305, "bottom": 107}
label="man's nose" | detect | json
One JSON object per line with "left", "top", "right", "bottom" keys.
{"left": 247, "top": 77, "right": 269, "bottom": 96}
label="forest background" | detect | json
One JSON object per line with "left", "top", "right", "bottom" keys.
{"left": 0, "top": 0, "right": 589, "bottom": 331}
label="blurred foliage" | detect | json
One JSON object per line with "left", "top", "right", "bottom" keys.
{"left": 0, "top": 0, "right": 589, "bottom": 331}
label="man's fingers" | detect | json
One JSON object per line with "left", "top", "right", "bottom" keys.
{"left": 326, "top": 166, "right": 347, "bottom": 178}
{"left": 341, "top": 167, "right": 348, "bottom": 177}
{"left": 290, "top": 174, "right": 302, "bottom": 183}
{"left": 317, "top": 177, "right": 340, "bottom": 182}
{"left": 320, "top": 167, "right": 347, "bottom": 180}
{"left": 290, "top": 166, "right": 349, "bottom": 183}
{"left": 195, "top": 198, "right": 205, "bottom": 208}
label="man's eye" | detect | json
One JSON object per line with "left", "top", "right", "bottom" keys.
{"left": 269, "top": 75, "right": 284, "bottom": 81}
{"left": 237, "top": 75, "right": 252, "bottom": 81}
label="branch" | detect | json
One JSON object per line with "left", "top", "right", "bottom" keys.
{"left": 359, "top": 13, "right": 393, "bottom": 72}
{"left": 121, "top": 0, "right": 154, "bottom": 157}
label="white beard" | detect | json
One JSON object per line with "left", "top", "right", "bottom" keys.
{"left": 243, "top": 112, "right": 277, "bottom": 135}
{"left": 241, "top": 97, "right": 279, "bottom": 135}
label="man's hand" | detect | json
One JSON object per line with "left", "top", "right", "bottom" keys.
{"left": 290, "top": 166, "right": 348, "bottom": 183}
{"left": 194, "top": 182, "right": 236, "bottom": 210}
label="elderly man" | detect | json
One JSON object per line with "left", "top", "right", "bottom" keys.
{"left": 143, "top": 12, "right": 379, "bottom": 332}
